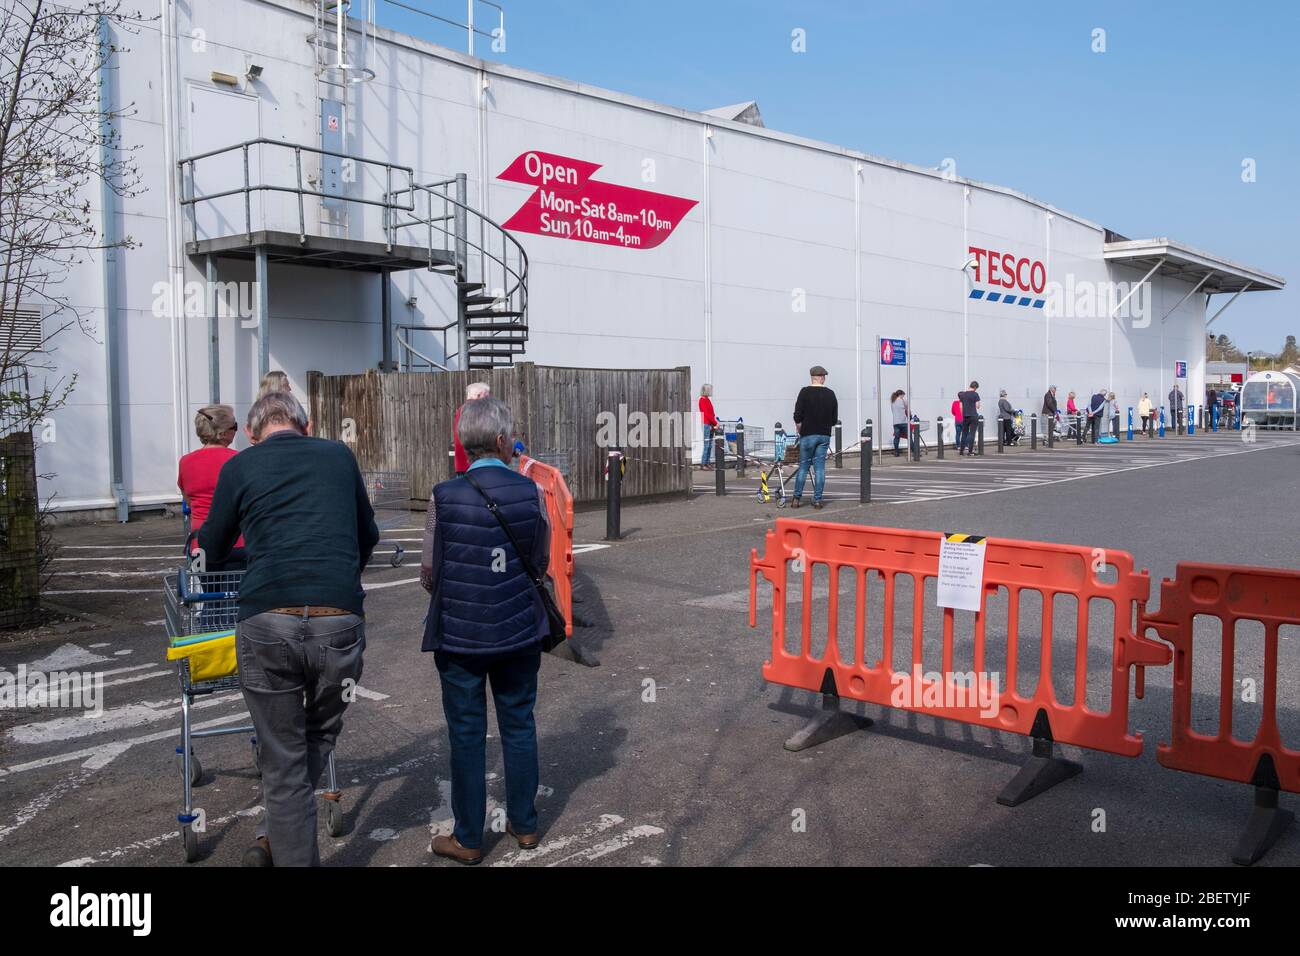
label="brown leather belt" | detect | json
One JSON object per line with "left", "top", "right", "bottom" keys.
{"left": 267, "top": 606, "right": 353, "bottom": 617}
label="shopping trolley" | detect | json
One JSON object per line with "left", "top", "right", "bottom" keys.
{"left": 362, "top": 470, "right": 411, "bottom": 567}
{"left": 163, "top": 567, "right": 344, "bottom": 862}
{"left": 754, "top": 441, "right": 801, "bottom": 507}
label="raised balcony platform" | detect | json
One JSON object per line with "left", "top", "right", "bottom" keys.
{"left": 185, "top": 229, "right": 456, "bottom": 274}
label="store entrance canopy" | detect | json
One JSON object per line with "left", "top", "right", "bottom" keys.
{"left": 1103, "top": 236, "right": 1285, "bottom": 294}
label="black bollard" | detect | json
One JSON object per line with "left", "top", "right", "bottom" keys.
{"left": 448, "top": 440, "right": 457, "bottom": 479}
{"left": 910, "top": 420, "right": 920, "bottom": 461}
{"left": 977, "top": 415, "right": 985, "bottom": 456}
{"left": 605, "top": 448, "right": 622, "bottom": 541}
{"left": 1047, "top": 414, "right": 1054, "bottom": 448}
{"left": 860, "top": 428, "right": 872, "bottom": 503}
{"left": 736, "top": 421, "right": 745, "bottom": 478}
{"left": 714, "top": 430, "right": 726, "bottom": 496}
{"left": 936, "top": 416, "right": 944, "bottom": 459}
{"left": 1076, "top": 413, "right": 1084, "bottom": 445}
{"left": 835, "top": 420, "right": 843, "bottom": 469}
{"left": 997, "top": 416, "right": 1004, "bottom": 453}
{"left": 1030, "top": 415, "right": 1037, "bottom": 450}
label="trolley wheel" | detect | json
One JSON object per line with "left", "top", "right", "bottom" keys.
{"left": 390, "top": 545, "right": 404, "bottom": 568}
{"left": 181, "top": 824, "right": 200, "bottom": 863}
{"left": 188, "top": 752, "right": 203, "bottom": 787}
{"left": 776, "top": 497, "right": 787, "bottom": 509}
{"left": 325, "top": 797, "right": 344, "bottom": 837}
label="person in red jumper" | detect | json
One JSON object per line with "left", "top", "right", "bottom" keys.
{"left": 453, "top": 382, "right": 492, "bottom": 475}
{"left": 178, "top": 405, "right": 242, "bottom": 558}
{"left": 699, "top": 384, "right": 719, "bottom": 469}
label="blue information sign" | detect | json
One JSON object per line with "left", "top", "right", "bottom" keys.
{"left": 880, "top": 338, "right": 907, "bottom": 366}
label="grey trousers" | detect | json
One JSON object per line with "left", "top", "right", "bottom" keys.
{"left": 236, "top": 610, "right": 365, "bottom": 866}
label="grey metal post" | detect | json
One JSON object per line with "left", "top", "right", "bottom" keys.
{"left": 100, "top": 14, "right": 128, "bottom": 523}
{"left": 860, "top": 425, "right": 871, "bottom": 503}
{"left": 605, "top": 449, "right": 622, "bottom": 540}
{"left": 206, "top": 255, "right": 220, "bottom": 403}
{"left": 834, "top": 420, "right": 843, "bottom": 469}
{"left": 380, "top": 268, "right": 393, "bottom": 371}
{"left": 255, "top": 246, "right": 269, "bottom": 380}
{"left": 714, "top": 430, "right": 726, "bottom": 496}
{"left": 936, "top": 415, "right": 944, "bottom": 459}
{"left": 736, "top": 421, "right": 746, "bottom": 478}
{"left": 454, "top": 173, "right": 469, "bottom": 364}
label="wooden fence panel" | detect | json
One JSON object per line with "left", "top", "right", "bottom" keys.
{"left": 308, "top": 364, "right": 689, "bottom": 503}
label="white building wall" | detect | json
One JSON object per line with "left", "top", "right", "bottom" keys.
{"left": 32, "top": 0, "right": 1221, "bottom": 510}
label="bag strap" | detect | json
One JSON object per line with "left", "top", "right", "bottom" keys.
{"left": 461, "top": 470, "right": 548, "bottom": 593}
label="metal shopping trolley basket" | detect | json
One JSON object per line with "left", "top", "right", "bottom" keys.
{"left": 163, "top": 567, "right": 344, "bottom": 862}
{"left": 363, "top": 470, "right": 411, "bottom": 567}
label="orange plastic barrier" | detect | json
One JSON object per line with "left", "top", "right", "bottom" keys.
{"left": 749, "top": 519, "right": 1170, "bottom": 761}
{"left": 1139, "top": 562, "right": 1299, "bottom": 863}
{"left": 1141, "top": 562, "right": 1300, "bottom": 791}
{"left": 520, "top": 455, "right": 574, "bottom": 637}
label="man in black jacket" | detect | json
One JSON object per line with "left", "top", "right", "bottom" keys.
{"left": 199, "top": 391, "right": 378, "bottom": 867}
{"left": 1042, "top": 385, "right": 1058, "bottom": 439}
{"left": 791, "top": 365, "right": 837, "bottom": 509}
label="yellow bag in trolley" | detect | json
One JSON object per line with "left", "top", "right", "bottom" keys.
{"left": 167, "top": 630, "right": 238, "bottom": 683}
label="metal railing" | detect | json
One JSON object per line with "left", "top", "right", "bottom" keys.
{"left": 388, "top": 177, "right": 528, "bottom": 315}
{"left": 177, "top": 138, "right": 529, "bottom": 371}
{"left": 388, "top": 176, "right": 529, "bottom": 369}
{"left": 178, "top": 138, "right": 416, "bottom": 250}
{"left": 396, "top": 323, "right": 457, "bottom": 372}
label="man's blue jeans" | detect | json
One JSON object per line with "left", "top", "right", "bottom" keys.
{"left": 701, "top": 424, "right": 713, "bottom": 465}
{"left": 793, "top": 433, "right": 830, "bottom": 502}
{"left": 435, "top": 648, "right": 541, "bottom": 849}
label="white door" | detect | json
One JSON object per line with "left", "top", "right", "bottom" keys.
{"left": 185, "top": 85, "right": 260, "bottom": 241}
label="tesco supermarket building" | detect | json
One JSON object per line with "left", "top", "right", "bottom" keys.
{"left": 30, "top": 0, "right": 1286, "bottom": 513}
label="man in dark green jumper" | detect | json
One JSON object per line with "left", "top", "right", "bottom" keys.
{"left": 199, "top": 391, "right": 379, "bottom": 866}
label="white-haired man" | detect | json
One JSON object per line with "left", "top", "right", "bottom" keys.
{"left": 199, "top": 391, "right": 378, "bottom": 866}
{"left": 453, "top": 381, "right": 491, "bottom": 476}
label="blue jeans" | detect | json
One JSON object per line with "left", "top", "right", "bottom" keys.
{"left": 960, "top": 418, "right": 978, "bottom": 454}
{"left": 701, "top": 424, "right": 714, "bottom": 465}
{"left": 793, "top": 433, "right": 830, "bottom": 502}
{"left": 435, "top": 648, "right": 541, "bottom": 849}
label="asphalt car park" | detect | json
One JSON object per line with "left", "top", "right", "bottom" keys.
{"left": 2, "top": 429, "right": 1298, "bottom": 867}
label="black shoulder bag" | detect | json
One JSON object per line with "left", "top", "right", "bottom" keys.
{"left": 462, "top": 471, "right": 567, "bottom": 652}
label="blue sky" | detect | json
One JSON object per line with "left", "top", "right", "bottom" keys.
{"left": 380, "top": 1, "right": 1298, "bottom": 351}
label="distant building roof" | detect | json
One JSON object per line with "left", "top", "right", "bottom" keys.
{"left": 702, "top": 100, "right": 765, "bottom": 127}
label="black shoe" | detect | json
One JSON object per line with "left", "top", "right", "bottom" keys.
{"left": 241, "top": 836, "right": 273, "bottom": 867}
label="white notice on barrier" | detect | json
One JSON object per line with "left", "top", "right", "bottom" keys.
{"left": 937, "top": 533, "right": 987, "bottom": 611}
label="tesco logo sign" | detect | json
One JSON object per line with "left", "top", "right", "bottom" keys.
{"left": 967, "top": 245, "right": 1046, "bottom": 294}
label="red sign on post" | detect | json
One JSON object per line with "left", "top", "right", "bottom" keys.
{"left": 498, "top": 150, "right": 696, "bottom": 250}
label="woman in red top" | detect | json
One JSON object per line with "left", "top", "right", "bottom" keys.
{"left": 699, "top": 384, "right": 719, "bottom": 469}
{"left": 453, "top": 382, "right": 492, "bottom": 475}
{"left": 178, "top": 405, "right": 241, "bottom": 556}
